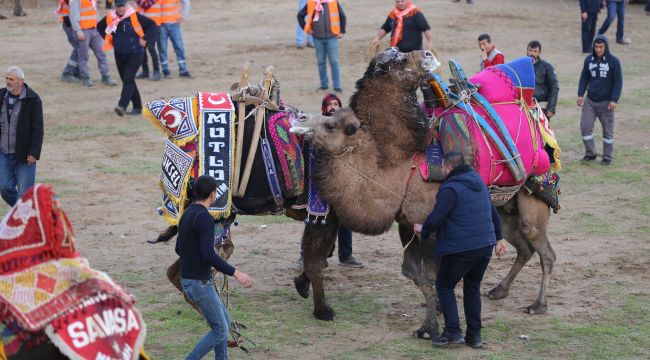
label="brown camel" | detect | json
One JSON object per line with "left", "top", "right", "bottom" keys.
{"left": 290, "top": 48, "right": 556, "bottom": 338}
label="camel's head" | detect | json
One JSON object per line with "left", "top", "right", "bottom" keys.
{"left": 364, "top": 47, "right": 440, "bottom": 91}
{"left": 290, "top": 107, "right": 363, "bottom": 157}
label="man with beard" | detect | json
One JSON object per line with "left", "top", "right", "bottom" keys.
{"left": 527, "top": 40, "right": 559, "bottom": 121}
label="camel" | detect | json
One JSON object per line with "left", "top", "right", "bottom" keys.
{"left": 290, "top": 48, "right": 556, "bottom": 338}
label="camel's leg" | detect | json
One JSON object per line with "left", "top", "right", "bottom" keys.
{"left": 167, "top": 258, "right": 201, "bottom": 313}
{"left": 297, "top": 215, "right": 339, "bottom": 321}
{"left": 398, "top": 224, "right": 440, "bottom": 339}
{"left": 488, "top": 203, "right": 536, "bottom": 300}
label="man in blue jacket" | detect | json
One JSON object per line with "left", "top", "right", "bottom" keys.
{"left": 577, "top": 35, "right": 623, "bottom": 165}
{"left": 579, "top": 0, "right": 603, "bottom": 53}
{"left": 415, "top": 152, "right": 506, "bottom": 349}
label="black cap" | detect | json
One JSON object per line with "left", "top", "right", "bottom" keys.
{"left": 114, "top": 0, "right": 127, "bottom": 6}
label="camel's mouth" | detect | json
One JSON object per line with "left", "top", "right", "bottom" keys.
{"left": 289, "top": 112, "right": 315, "bottom": 139}
{"left": 419, "top": 50, "right": 441, "bottom": 73}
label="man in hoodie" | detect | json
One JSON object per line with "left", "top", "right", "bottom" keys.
{"left": 577, "top": 35, "right": 623, "bottom": 165}
{"left": 298, "top": 0, "right": 347, "bottom": 92}
{"left": 414, "top": 152, "right": 506, "bottom": 349}
{"left": 579, "top": 0, "right": 603, "bottom": 53}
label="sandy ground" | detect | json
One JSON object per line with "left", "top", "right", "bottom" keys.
{"left": 1, "top": 0, "right": 650, "bottom": 358}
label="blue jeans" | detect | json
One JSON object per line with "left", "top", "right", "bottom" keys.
{"left": 337, "top": 226, "right": 352, "bottom": 261}
{"left": 0, "top": 153, "right": 36, "bottom": 206}
{"left": 313, "top": 37, "right": 341, "bottom": 90}
{"left": 181, "top": 278, "right": 231, "bottom": 360}
{"left": 295, "top": 0, "right": 313, "bottom": 47}
{"left": 159, "top": 22, "right": 188, "bottom": 73}
{"left": 435, "top": 245, "right": 493, "bottom": 340}
{"left": 598, "top": 1, "right": 626, "bottom": 42}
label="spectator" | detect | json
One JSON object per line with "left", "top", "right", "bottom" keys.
{"left": 372, "top": 0, "right": 436, "bottom": 108}
{"left": 69, "top": 0, "right": 117, "bottom": 87}
{"left": 452, "top": 0, "right": 474, "bottom": 4}
{"left": 579, "top": 0, "right": 603, "bottom": 53}
{"left": 136, "top": 0, "right": 162, "bottom": 81}
{"left": 55, "top": 0, "right": 81, "bottom": 83}
{"left": 478, "top": 33, "right": 504, "bottom": 70}
{"left": 97, "top": 0, "right": 157, "bottom": 116}
{"left": 577, "top": 35, "right": 623, "bottom": 165}
{"left": 176, "top": 175, "right": 254, "bottom": 360}
{"left": 598, "top": 0, "right": 631, "bottom": 45}
{"left": 298, "top": 0, "right": 347, "bottom": 92}
{"left": 527, "top": 40, "right": 559, "bottom": 121}
{"left": 414, "top": 152, "right": 506, "bottom": 349}
{"left": 158, "top": 0, "right": 192, "bottom": 78}
{"left": 295, "top": 0, "right": 314, "bottom": 49}
{"left": 0, "top": 67, "right": 44, "bottom": 206}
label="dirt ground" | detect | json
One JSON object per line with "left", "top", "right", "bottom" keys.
{"left": 1, "top": 0, "right": 649, "bottom": 359}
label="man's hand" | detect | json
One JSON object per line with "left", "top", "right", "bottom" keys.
{"left": 480, "top": 47, "right": 487, "bottom": 61}
{"left": 577, "top": 96, "right": 584, "bottom": 107}
{"left": 178, "top": 17, "right": 184, "bottom": 25}
{"left": 608, "top": 101, "right": 617, "bottom": 110}
{"left": 336, "top": 33, "right": 344, "bottom": 40}
{"left": 307, "top": 29, "right": 313, "bottom": 35}
{"left": 581, "top": 12, "right": 588, "bottom": 21}
{"left": 139, "top": 38, "right": 147, "bottom": 47}
{"left": 413, "top": 224, "right": 423, "bottom": 233}
{"left": 26, "top": 155, "right": 37, "bottom": 165}
{"left": 234, "top": 270, "right": 254, "bottom": 288}
{"left": 545, "top": 110, "right": 554, "bottom": 119}
{"left": 495, "top": 239, "right": 507, "bottom": 257}
{"left": 76, "top": 31, "right": 85, "bottom": 41}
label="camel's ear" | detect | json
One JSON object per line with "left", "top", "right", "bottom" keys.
{"left": 345, "top": 124, "right": 357, "bottom": 136}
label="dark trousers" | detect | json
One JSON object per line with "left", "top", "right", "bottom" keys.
{"left": 581, "top": 12, "right": 599, "bottom": 52}
{"left": 337, "top": 226, "right": 352, "bottom": 261}
{"left": 646, "top": 0, "right": 650, "bottom": 12}
{"left": 115, "top": 52, "right": 144, "bottom": 109}
{"left": 141, "top": 28, "right": 160, "bottom": 74}
{"left": 435, "top": 245, "right": 492, "bottom": 339}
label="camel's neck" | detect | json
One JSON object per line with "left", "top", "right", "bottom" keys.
{"left": 315, "top": 129, "right": 422, "bottom": 235}
{"left": 350, "top": 77, "right": 428, "bottom": 166}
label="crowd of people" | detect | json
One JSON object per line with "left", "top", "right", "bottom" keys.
{"left": 0, "top": 0, "right": 635, "bottom": 358}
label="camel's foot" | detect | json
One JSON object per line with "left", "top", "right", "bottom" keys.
{"left": 487, "top": 285, "right": 509, "bottom": 300}
{"left": 313, "top": 305, "right": 336, "bottom": 321}
{"left": 413, "top": 325, "right": 439, "bottom": 339}
{"left": 526, "top": 301, "right": 547, "bottom": 315}
{"left": 293, "top": 275, "right": 310, "bottom": 299}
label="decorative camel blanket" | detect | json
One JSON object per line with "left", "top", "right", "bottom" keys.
{"left": 0, "top": 185, "right": 147, "bottom": 359}
{"left": 145, "top": 92, "right": 235, "bottom": 223}
{"left": 430, "top": 57, "right": 561, "bottom": 187}
{"left": 267, "top": 112, "right": 305, "bottom": 197}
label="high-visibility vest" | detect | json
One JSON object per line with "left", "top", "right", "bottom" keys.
{"left": 78, "top": 0, "right": 98, "bottom": 29}
{"left": 103, "top": 12, "right": 145, "bottom": 51}
{"left": 304, "top": 0, "right": 341, "bottom": 36}
{"left": 160, "top": 0, "right": 180, "bottom": 24}
{"left": 139, "top": 1, "right": 162, "bottom": 26}
{"left": 56, "top": 0, "right": 70, "bottom": 22}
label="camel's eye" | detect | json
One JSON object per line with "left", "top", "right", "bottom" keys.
{"left": 345, "top": 124, "right": 357, "bottom": 136}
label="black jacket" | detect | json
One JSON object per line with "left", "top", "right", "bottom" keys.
{"left": 578, "top": 35, "right": 623, "bottom": 103}
{"left": 0, "top": 85, "right": 44, "bottom": 164}
{"left": 533, "top": 58, "right": 559, "bottom": 114}
{"left": 97, "top": 13, "right": 157, "bottom": 56}
{"left": 579, "top": 0, "right": 602, "bottom": 13}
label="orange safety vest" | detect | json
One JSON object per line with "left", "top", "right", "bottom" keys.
{"left": 160, "top": 0, "right": 180, "bottom": 24}
{"left": 56, "top": 0, "right": 70, "bottom": 23}
{"left": 78, "top": 0, "right": 98, "bottom": 29}
{"left": 103, "top": 12, "right": 145, "bottom": 51}
{"left": 139, "top": 1, "right": 162, "bottom": 26}
{"left": 304, "top": 0, "right": 340, "bottom": 36}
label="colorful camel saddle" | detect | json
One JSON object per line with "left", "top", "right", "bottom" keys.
{"left": 421, "top": 58, "right": 561, "bottom": 209}
{"left": 0, "top": 184, "right": 148, "bottom": 359}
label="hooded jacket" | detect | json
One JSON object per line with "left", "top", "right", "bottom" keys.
{"left": 421, "top": 165, "right": 501, "bottom": 257}
{"left": 0, "top": 84, "right": 44, "bottom": 164}
{"left": 578, "top": 35, "right": 623, "bottom": 103}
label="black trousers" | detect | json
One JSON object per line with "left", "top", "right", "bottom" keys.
{"left": 435, "top": 245, "right": 493, "bottom": 339}
{"left": 581, "top": 12, "right": 599, "bottom": 53}
{"left": 115, "top": 52, "right": 144, "bottom": 109}
{"left": 141, "top": 27, "right": 160, "bottom": 73}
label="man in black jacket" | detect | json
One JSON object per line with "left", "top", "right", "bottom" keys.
{"left": 0, "top": 67, "right": 44, "bottom": 206}
{"left": 414, "top": 152, "right": 506, "bottom": 349}
{"left": 97, "top": 0, "right": 157, "bottom": 116}
{"left": 527, "top": 40, "right": 559, "bottom": 121}
{"left": 577, "top": 35, "right": 623, "bottom": 165}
